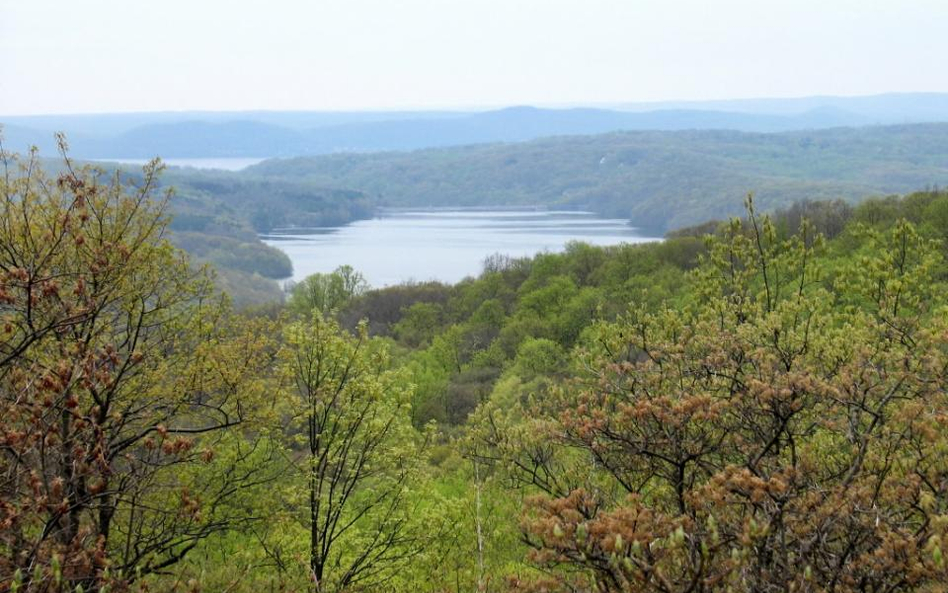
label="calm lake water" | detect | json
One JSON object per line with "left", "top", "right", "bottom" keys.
{"left": 261, "top": 209, "right": 660, "bottom": 287}
{"left": 94, "top": 157, "right": 267, "bottom": 171}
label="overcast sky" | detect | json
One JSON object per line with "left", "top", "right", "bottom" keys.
{"left": 1, "top": 0, "right": 946, "bottom": 115}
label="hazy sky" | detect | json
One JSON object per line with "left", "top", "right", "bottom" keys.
{"left": 1, "top": 0, "right": 946, "bottom": 115}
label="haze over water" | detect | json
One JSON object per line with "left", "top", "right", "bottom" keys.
{"left": 261, "top": 209, "right": 660, "bottom": 287}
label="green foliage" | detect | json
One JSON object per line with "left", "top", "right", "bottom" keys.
{"left": 163, "top": 169, "right": 374, "bottom": 232}
{"left": 513, "top": 338, "right": 566, "bottom": 379}
{"left": 210, "top": 266, "right": 286, "bottom": 307}
{"left": 484, "top": 194, "right": 948, "bottom": 592}
{"left": 250, "top": 124, "right": 948, "bottom": 231}
{"left": 273, "top": 313, "right": 436, "bottom": 592}
{"left": 101, "top": 158, "right": 376, "bottom": 308}
{"left": 0, "top": 144, "right": 281, "bottom": 591}
{"left": 286, "top": 265, "right": 368, "bottom": 317}
{"left": 8, "top": 139, "right": 948, "bottom": 593}
{"left": 172, "top": 231, "right": 292, "bottom": 278}
{"left": 392, "top": 301, "right": 445, "bottom": 347}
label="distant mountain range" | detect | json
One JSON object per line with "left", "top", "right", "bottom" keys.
{"left": 3, "top": 93, "right": 948, "bottom": 159}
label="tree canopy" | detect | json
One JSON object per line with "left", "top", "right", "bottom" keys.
{"left": 4, "top": 142, "right": 948, "bottom": 592}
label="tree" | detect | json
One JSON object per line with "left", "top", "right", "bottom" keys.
{"left": 499, "top": 199, "right": 948, "bottom": 592}
{"left": 392, "top": 302, "right": 445, "bottom": 347}
{"left": 286, "top": 266, "right": 368, "bottom": 318}
{"left": 0, "top": 141, "right": 279, "bottom": 590}
{"left": 281, "top": 313, "right": 430, "bottom": 592}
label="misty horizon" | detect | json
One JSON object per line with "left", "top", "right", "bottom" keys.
{"left": 2, "top": 90, "right": 947, "bottom": 119}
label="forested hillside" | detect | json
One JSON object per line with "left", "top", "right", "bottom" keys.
{"left": 250, "top": 123, "right": 948, "bottom": 230}
{"left": 5, "top": 146, "right": 948, "bottom": 592}
{"left": 14, "top": 122, "right": 948, "bottom": 308}
{"left": 34, "top": 155, "right": 375, "bottom": 306}
{"left": 162, "top": 167, "right": 373, "bottom": 305}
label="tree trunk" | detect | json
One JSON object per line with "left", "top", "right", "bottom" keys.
{"left": 473, "top": 460, "right": 486, "bottom": 592}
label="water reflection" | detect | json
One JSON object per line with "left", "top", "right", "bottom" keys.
{"left": 261, "top": 209, "right": 660, "bottom": 287}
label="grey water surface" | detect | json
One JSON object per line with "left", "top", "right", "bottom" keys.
{"left": 261, "top": 209, "right": 660, "bottom": 287}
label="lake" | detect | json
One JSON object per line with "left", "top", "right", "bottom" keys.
{"left": 260, "top": 209, "right": 660, "bottom": 287}
{"left": 93, "top": 157, "right": 267, "bottom": 171}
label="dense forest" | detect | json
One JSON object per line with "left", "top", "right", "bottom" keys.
{"left": 45, "top": 158, "right": 376, "bottom": 307}
{"left": 4, "top": 140, "right": 948, "bottom": 593}
{"left": 160, "top": 166, "right": 374, "bottom": 305}
{"left": 248, "top": 123, "right": 948, "bottom": 231}
{"left": 49, "top": 122, "right": 948, "bottom": 308}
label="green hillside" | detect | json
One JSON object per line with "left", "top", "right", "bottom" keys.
{"left": 249, "top": 123, "right": 948, "bottom": 230}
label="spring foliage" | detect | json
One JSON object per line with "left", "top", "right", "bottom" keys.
{"left": 500, "top": 202, "right": 948, "bottom": 591}
{"left": 4, "top": 142, "right": 948, "bottom": 593}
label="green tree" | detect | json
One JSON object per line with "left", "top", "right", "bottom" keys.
{"left": 392, "top": 302, "right": 444, "bottom": 347}
{"left": 287, "top": 265, "right": 369, "bottom": 317}
{"left": 281, "top": 313, "right": 431, "bottom": 592}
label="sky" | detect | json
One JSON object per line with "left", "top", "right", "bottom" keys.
{"left": 1, "top": 0, "right": 946, "bottom": 115}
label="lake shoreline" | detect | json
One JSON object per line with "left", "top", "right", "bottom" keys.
{"left": 261, "top": 208, "right": 661, "bottom": 287}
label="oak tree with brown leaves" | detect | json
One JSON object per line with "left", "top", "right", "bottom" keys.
{"left": 0, "top": 140, "right": 279, "bottom": 591}
{"left": 490, "top": 198, "right": 948, "bottom": 592}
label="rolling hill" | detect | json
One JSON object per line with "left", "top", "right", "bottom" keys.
{"left": 245, "top": 123, "right": 948, "bottom": 231}
{"left": 4, "top": 93, "right": 948, "bottom": 159}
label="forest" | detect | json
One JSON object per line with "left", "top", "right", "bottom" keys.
{"left": 49, "top": 122, "right": 948, "bottom": 308}
{"left": 160, "top": 166, "right": 374, "bottom": 306}
{"left": 3, "top": 141, "right": 948, "bottom": 593}
{"left": 38, "top": 159, "right": 377, "bottom": 307}
{"left": 246, "top": 123, "right": 948, "bottom": 231}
